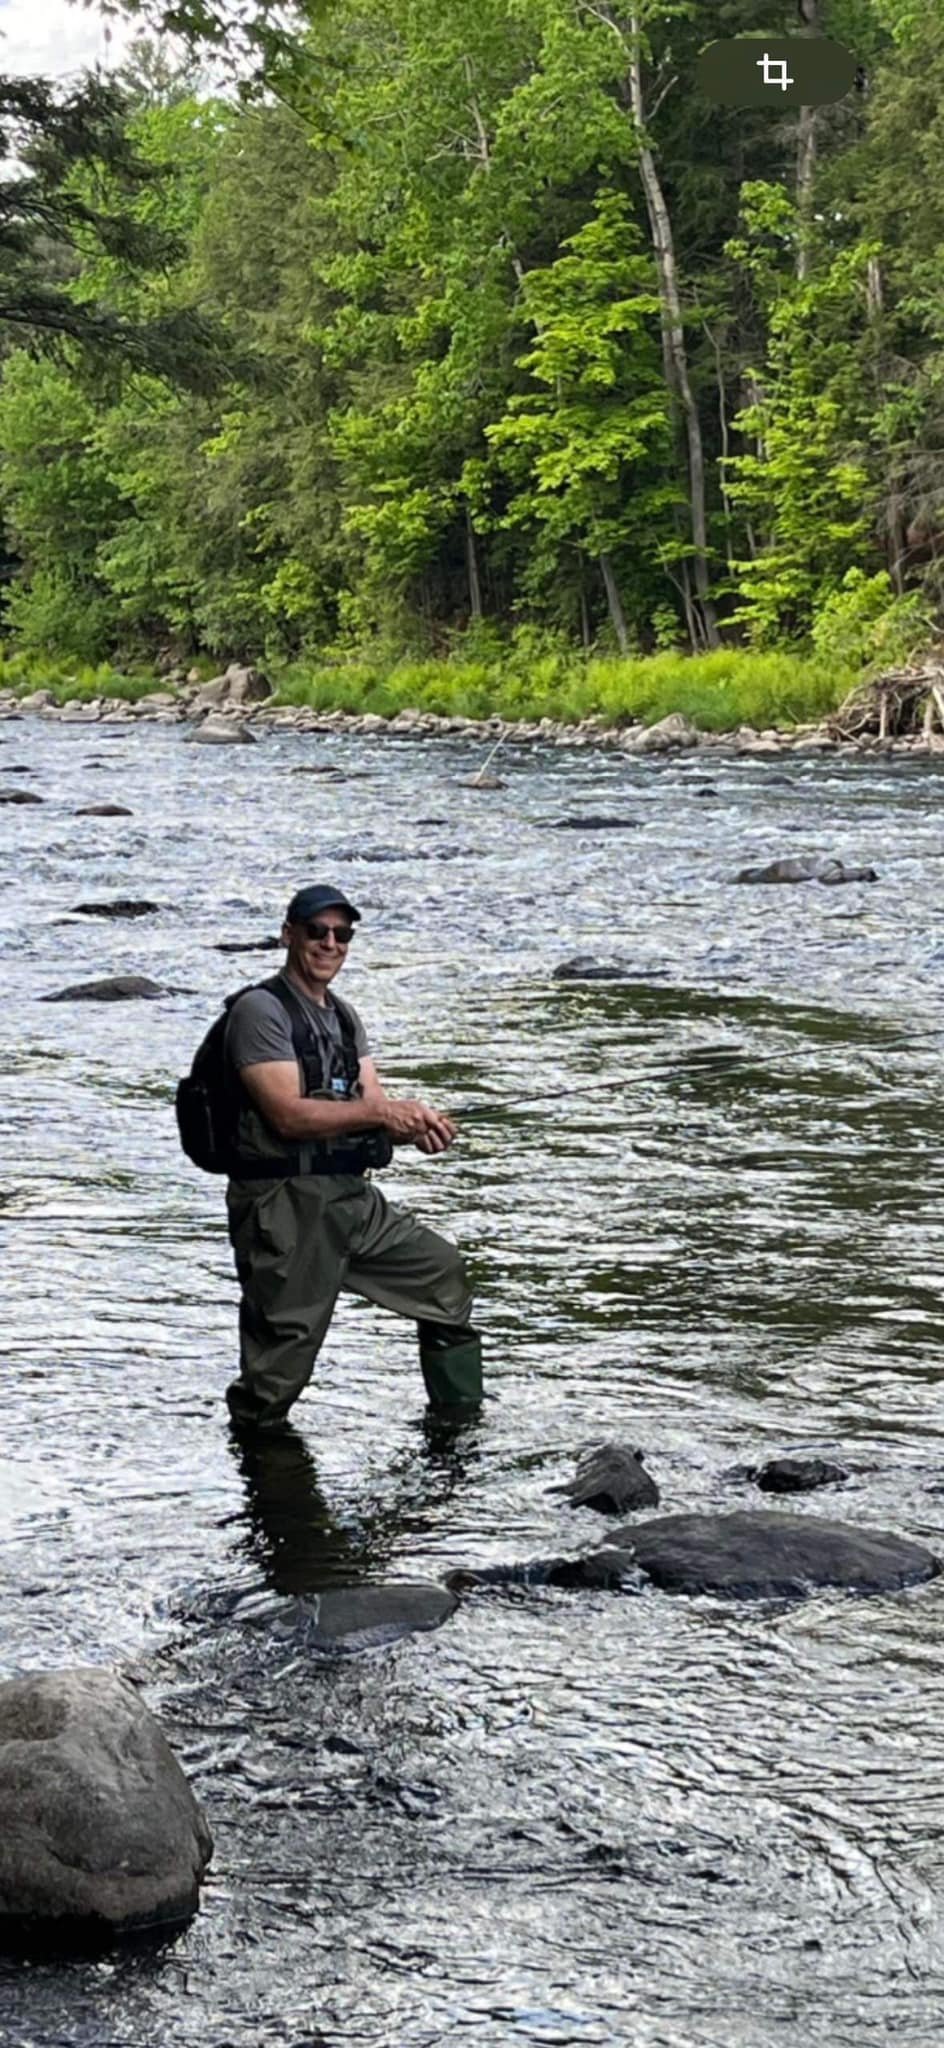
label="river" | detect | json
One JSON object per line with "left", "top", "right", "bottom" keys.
{"left": 2, "top": 717, "right": 944, "bottom": 2047}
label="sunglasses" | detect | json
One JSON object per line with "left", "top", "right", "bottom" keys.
{"left": 303, "top": 920, "right": 354, "bottom": 945}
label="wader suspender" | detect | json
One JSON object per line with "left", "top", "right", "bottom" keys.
{"left": 229, "top": 977, "right": 377, "bottom": 1181}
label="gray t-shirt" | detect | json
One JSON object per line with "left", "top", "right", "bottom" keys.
{"left": 225, "top": 973, "right": 369, "bottom": 1098}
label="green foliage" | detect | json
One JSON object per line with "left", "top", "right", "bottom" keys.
{"left": 0, "top": 0, "right": 941, "bottom": 689}
{"left": 810, "top": 569, "right": 934, "bottom": 671}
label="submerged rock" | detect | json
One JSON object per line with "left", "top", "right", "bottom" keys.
{"left": 74, "top": 804, "right": 134, "bottom": 818}
{"left": 0, "top": 1668, "right": 212, "bottom": 1948}
{"left": 214, "top": 936, "right": 282, "bottom": 953}
{"left": 69, "top": 900, "right": 160, "bottom": 919}
{"left": 553, "top": 957, "right": 653, "bottom": 981}
{"left": 754, "top": 1457, "right": 849, "bottom": 1495}
{"left": 233, "top": 1581, "right": 457, "bottom": 1652}
{"left": 734, "top": 856, "right": 878, "bottom": 886}
{"left": 544, "top": 815, "right": 641, "bottom": 831}
{"left": 612, "top": 1511, "right": 937, "bottom": 1598}
{"left": 0, "top": 788, "right": 43, "bottom": 804}
{"left": 41, "top": 975, "right": 170, "bottom": 1002}
{"left": 554, "top": 1442, "right": 660, "bottom": 1515}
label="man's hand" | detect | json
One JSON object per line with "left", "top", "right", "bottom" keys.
{"left": 380, "top": 1098, "right": 457, "bottom": 1153}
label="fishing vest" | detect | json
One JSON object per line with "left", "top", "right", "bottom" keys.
{"left": 228, "top": 975, "right": 393, "bottom": 1180}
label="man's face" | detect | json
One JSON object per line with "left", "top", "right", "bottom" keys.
{"left": 283, "top": 907, "right": 354, "bottom": 985}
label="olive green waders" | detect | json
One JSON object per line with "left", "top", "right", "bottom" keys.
{"left": 225, "top": 1172, "right": 482, "bottom": 1430}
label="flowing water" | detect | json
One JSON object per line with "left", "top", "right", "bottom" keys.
{"left": 1, "top": 718, "right": 944, "bottom": 2048}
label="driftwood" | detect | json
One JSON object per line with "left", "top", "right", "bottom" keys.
{"left": 828, "top": 660, "right": 944, "bottom": 742}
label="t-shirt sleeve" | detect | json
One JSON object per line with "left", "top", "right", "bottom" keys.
{"left": 225, "top": 990, "right": 296, "bottom": 1070}
{"left": 339, "top": 998, "right": 370, "bottom": 1059}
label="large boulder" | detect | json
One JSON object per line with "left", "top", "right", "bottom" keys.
{"left": 610, "top": 1511, "right": 938, "bottom": 1598}
{"left": 449, "top": 1511, "right": 939, "bottom": 1603}
{"left": 0, "top": 1668, "right": 212, "bottom": 1947}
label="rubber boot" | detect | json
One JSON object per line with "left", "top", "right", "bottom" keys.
{"left": 417, "top": 1318, "right": 483, "bottom": 1410}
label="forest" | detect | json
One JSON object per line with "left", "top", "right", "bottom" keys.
{"left": 0, "top": 0, "right": 941, "bottom": 712}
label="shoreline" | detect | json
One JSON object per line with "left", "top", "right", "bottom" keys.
{"left": 1, "top": 684, "right": 942, "bottom": 758}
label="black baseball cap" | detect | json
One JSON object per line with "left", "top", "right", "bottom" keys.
{"left": 285, "top": 883, "right": 361, "bottom": 925}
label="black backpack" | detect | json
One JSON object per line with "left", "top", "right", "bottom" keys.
{"left": 175, "top": 977, "right": 392, "bottom": 1178}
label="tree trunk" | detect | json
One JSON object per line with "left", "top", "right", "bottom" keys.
{"left": 625, "top": 9, "right": 720, "bottom": 649}
{"left": 600, "top": 551, "right": 630, "bottom": 653}
{"left": 465, "top": 503, "right": 483, "bottom": 622}
{"left": 579, "top": 562, "right": 592, "bottom": 651}
{"left": 796, "top": 0, "right": 819, "bottom": 280}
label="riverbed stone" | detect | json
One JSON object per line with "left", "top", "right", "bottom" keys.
{"left": 188, "top": 717, "right": 257, "bottom": 745}
{"left": 0, "top": 1667, "right": 213, "bottom": 1947}
{"left": 544, "top": 815, "right": 642, "bottom": 831}
{"left": 0, "top": 788, "right": 44, "bottom": 803}
{"left": 734, "top": 856, "right": 879, "bottom": 886}
{"left": 555, "top": 1442, "right": 660, "bottom": 1515}
{"left": 753, "top": 1457, "right": 850, "bottom": 1494}
{"left": 74, "top": 804, "right": 135, "bottom": 817}
{"left": 234, "top": 1581, "right": 458, "bottom": 1651}
{"left": 41, "top": 975, "right": 170, "bottom": 1002}
{"left": 553, "top": 957, "right": 646, "bottom": 981}
{"left": 609, "top": 1510, "right": 938, "bottom": 1597}
{"left": 624, "top": 712, "right": 699, "bottom": 754}
{"left": 69, "top": 900, "right": 160, "bottom": 919}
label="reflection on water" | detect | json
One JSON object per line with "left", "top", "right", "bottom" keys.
{"left": 1, "top": 724, "right": 944, "bottom": 2045}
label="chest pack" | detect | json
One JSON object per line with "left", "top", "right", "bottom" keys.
{"left": 175, "top": 974, "right": 393, "bottom": 1179}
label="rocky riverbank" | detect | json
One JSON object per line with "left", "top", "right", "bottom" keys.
{"left": 2, "top": 662, "right": 943, "bottom": 756}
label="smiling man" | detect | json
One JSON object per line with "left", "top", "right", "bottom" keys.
{"left": 221, "top": 881, "right": 482, "bottom": 1433}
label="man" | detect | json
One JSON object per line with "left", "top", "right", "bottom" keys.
{"left": 222, "top": 882, "right": 482, "bottom": 1433}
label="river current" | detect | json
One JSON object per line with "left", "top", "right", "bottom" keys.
{"left": 1, "top": 717, "right": 944, "bottom": 2048}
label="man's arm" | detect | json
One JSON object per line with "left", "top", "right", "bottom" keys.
{"left": 240, "top": 1058, "right": 456, "bottom": 1151}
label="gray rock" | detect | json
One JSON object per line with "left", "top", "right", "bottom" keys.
{"left": 623, "top": 712, "right": 699, "bottom": 754}
{"left": 554, "top": 1442, "right": 660, "bottom": 1515}
{"left": 611, "top": 1510, "right": 938, "bottom": 1598}
{"left": 222, "top": 662, "right": 271, "bottom": 707}
{"left": 234, "top": 1581, "right": 457, "bottom": 1651}
{"left": 0, "top": 788, "right": 43, "bottom": 804}
{"left": 0, "top": 1668, "right": 212, "bottom": 1946}
{"left": 41, "top": 976, "right": 169, "bottom": 1003}
{"left": 754, "top": 1457, "right": 850, "bottom": 1495}
{"left": 187, "top": 716, "right": 257, "bottom": 745}
{"left": 734, "top": 856, "right": 878, "bottom": 886}
{"left": 214, "top": 936, "right": 282, "bottom": 953}
{"left": 69, "top": 900, "right": 160, "bottom": 919}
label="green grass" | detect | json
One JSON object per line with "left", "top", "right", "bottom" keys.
{"left": 271, "top": 647, "right": 855, "bottom": 731}
{"left": 0, "top": 644, "right": 857, "bottom": 730}
{"left": 0, "top": 650, "right": 158, "bottom": 702}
